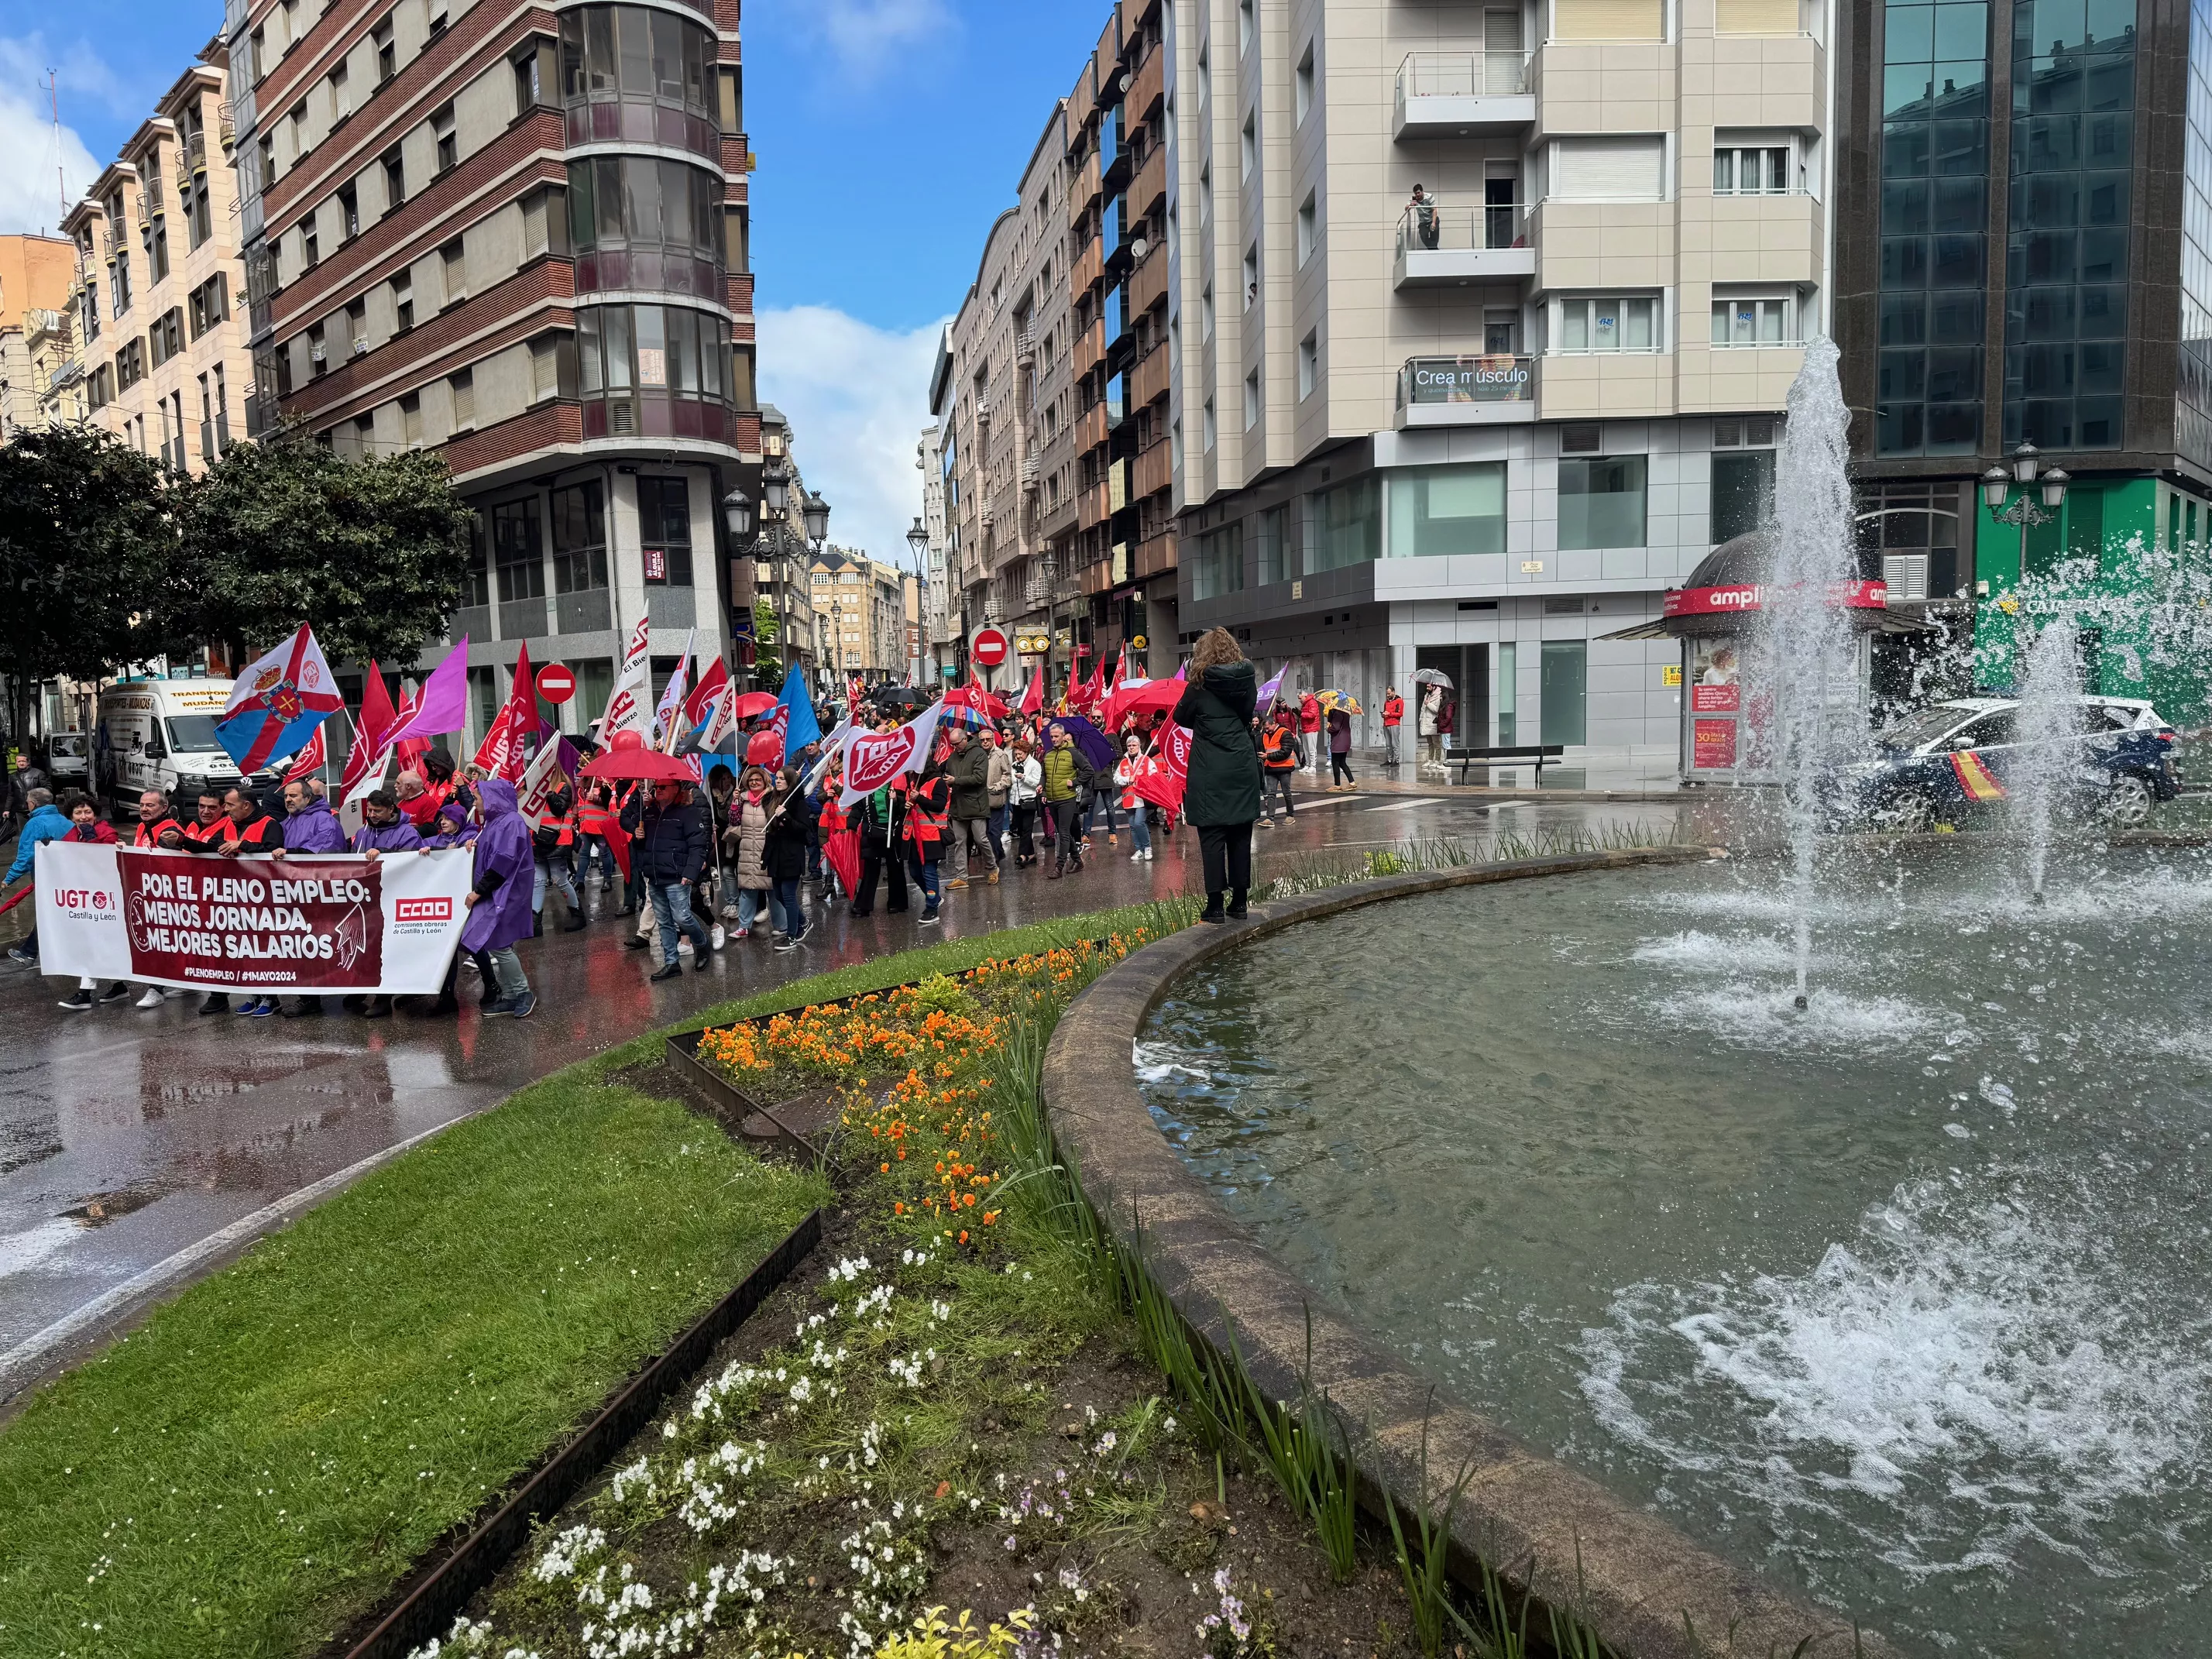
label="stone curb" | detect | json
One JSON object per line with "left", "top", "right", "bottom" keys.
{"left": 1042, "top": 847, "right": 1889, "bottom": 1659}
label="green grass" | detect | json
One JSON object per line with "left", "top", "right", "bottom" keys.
{"left": 0, "top": 1075, "right": 827, "bottom": 1658}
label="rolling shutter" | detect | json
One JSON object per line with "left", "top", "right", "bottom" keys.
{"left": 1716, "top": 0, "right": 1799, "bottom": 32}
{"left": 1551, "top": 0, "right": 1664, "bottom": 40}
{"left": 1552, "top": 136, "right": 1666, "bottom": 199}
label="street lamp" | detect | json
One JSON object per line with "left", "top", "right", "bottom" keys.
{"left": 721, "top": 486, "right": 754, "bottom": 540}
{"left": 1980, "top": 442, "right": 2070, "bottom": 583}
{"left": 905, "top": 516, "right": 928, "bottom": 564}
{"left": 802, "top": 489, "right": 830, "bottom": 546}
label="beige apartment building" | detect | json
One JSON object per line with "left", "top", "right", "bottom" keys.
{"left": 931, "top": 105, "right": 1085, "bottom": 692}
{"left": 809, "top": 548, "right": 908, "bottom": 682}
{"left": 1169, "top": 0, "right": 1827, "bottom": 767}
{"left": 0, "top": 235, "right": 84, "bottom": 438}
{"left": 63, "top": 54, "right": 252, "bottom": 475}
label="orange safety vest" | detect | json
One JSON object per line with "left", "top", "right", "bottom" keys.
{"left": 1262, "top": 726, "right": 1298, "bottom": 771}
{"left": 905, "top": 776, "right": 948, "bottom": 844}
{"left": 541, "top": 807, "right": 576, "bottom": 847}
{"left": 577, "top": 801, "right": 618, "bottom": 840}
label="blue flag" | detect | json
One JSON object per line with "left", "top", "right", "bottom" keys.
{"left": 776, "top": 665, "right": 822, "bottom": 752}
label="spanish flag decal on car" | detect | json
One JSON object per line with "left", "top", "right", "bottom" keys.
{"left": 1950, "top": 749, "right": 2007, "bottom": 801}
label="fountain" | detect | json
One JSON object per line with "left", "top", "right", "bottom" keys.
{"left": 1118, "top": 346, "right": 2212, "bottom": 1655}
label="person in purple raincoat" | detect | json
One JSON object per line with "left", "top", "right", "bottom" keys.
{"left": 421, "top": 799, "right": 479, "bottom": 850}
{"left": 345, "top": 789, "right": 424, "bottom": 1021}
{"left": 273, "top": 778, "right": 350, "bottom": 1018}
{"left": 465, "top": 778, "right": 538, "bottom": 1019}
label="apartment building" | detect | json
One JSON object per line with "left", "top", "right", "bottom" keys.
{"left": 750, "top": 404, "right": 819, "bottom": 684}
{"left": 916, "top": 422, "right": 959, "bottom": 680}
{"left": 1836, "top": 0, "right": 2212, "bottom": 723}
{"left": 59, "top": 59, "right": 252, "bottom": 476}
{"left": 932, "top": 105, "right": 1084, "bottom": 692}
{"left": 222, "top": 0, "right": 761, "bottom": 740}
{"left": 1159, "top": 0, "right": 1828, "bottom": 767}
{"left": 0, "top": 237, "right": 82, "bottom": 439}
{"left": 808, "top": 548, "right": 908, "bottom": 680}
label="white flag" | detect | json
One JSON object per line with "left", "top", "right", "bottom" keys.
{"left": 598, "top": 616, "right": 654, "bottom": 745}
{"left": 654, "top": 629, "right": 696, "bottom": 754}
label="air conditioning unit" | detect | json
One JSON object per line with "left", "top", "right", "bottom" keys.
{"left": 351, "top": 338, "right": 369, "bottom": 357}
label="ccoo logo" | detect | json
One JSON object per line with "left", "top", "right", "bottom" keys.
{"left": 395, "top": 897, "right": 453, "bottom": 922}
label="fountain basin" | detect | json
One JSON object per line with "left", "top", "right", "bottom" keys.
{"left": 1043, "top": 846, "right": 1881, "bottom": 1659}
{"left": 1126, "top": 843, "right": 2212, "bottom": 1657}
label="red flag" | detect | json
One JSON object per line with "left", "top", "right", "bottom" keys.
{"left": 1020, "top": 663, "right": 1043, "bottom": 717}
{"left": 493, "top": 645, "right": 538, "bottom": 782}
{"left": 685, "top": 657, "right": 729, "bottom": 733}
{"left": 284, "top": 723, "right": 328, "bottom": 784}
{"left": 338, "top": 668, "right": 397, "bottom": 805}
{"left": 1133, "top": 721, "right": 1192, "bottom": 815}
{"left": 472, "top": 706, "right": 522, "bottom": 778}
{"left": 1113, "top": 641, "right": 1128, "bottom": 691}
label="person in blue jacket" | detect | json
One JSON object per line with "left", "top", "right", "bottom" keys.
{"left": 3, "top": 788, "right": 70, "bottom": 966}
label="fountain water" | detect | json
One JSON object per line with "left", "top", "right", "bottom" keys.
{"left": 2012, "top": 611, "right": 2082, "bottom": 902}
{"left": 1759, "top": 338, "right": 1867, "bottom": 1007}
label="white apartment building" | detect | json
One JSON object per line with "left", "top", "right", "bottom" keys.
{"left": 1168, "top": 0, "right": 1828, "bottom": 768}
{"left": 917, "top": 423, "right": 959, "bottom": 681}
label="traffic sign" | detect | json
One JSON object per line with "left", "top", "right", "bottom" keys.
{"left": 538, "top": 664, "right": 577, "bottom": 704}
{"left": 970, "top": 627, "right": 1011, "bottom": 668}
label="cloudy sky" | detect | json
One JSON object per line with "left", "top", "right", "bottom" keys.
{"left": 0, "top": 0, "right": 1105, "bottom": 567}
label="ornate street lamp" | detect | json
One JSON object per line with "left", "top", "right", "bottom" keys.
{"left": 1980, "top": 442, "right": 2070, "bottom": 583}
{"left": 802, "top": 489, "right": 830, "bottom": 545}
{"left": 721, "top": 486, "right": 754, "bottom": 541}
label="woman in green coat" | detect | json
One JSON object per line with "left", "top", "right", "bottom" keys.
{"left": 1170, "top": 627, "right": 1262, "bottom": 922}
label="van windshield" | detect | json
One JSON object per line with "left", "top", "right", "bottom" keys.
{"left": 165, "top": 716, "right": 227, "bottom": 753}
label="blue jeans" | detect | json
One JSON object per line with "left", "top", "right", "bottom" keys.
{"left": 533, "top": 856, "right": 579, "bottom": 916}
{"left": 775, "top": 877, "right": 805, "bottom": 936}
{"left": 1129, "top": 807, "right": 1152, "bottom": 854}
{"left": 486, "top": 946, "right": 529, "bottom": 1001}
{"left": 651, "top": 881, "right": 710, "bottom": 964}
{"left": 987, "top": 803, "right": 1008, "bottom": 860}
{"left": 908, "top": 852, "right": 940, "bottom": 910}
{"left": 578, "top": 836, "right": 615, "bottom": 884}
{"left": 735, "top": 888, "right": 784, "bottom": 934}
{"left": 1087, "top": 792, "right": 1117, "bottom": 835}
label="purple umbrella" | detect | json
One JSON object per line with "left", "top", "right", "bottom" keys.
{"left": 1050, "top": 713, "right": 1118, "bottom": 771}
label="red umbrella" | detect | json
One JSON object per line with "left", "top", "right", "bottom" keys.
{"left": 731, "top": 691, "right": 781, "bottom": 720}
{"left": 820, "top": 825, "right": 862, "bottom": 895}
{"left": 581, "top": 728, "right": 697, "bottom": 782}
{"left": 1104, "top": 676, "right": 1183, "bottom": 730}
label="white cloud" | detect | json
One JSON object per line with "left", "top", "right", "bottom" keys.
{"left": 757, "top": 304, "right": 946, "bottom": 572}
{"left": 761, "top": 0, "right": 954, "bottom": 82}
{"left": 0, "top": 35, "right": 132, "bottom": 237}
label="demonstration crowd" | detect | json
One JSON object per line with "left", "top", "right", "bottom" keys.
{"left": 1, "top": 630, "right": 1410, "bottom": 1024}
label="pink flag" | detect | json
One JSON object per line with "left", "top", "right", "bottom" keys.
{"left": 385, "top": 636, "right": 470, "bottom": 749}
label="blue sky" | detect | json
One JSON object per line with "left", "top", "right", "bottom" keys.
{"left": 0, "top": 0, "right": 1108, "bottom": 563}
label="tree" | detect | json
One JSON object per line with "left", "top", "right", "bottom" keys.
{"left": 750, "top": 597, "right": 782, "bottom": 681}
{"left": 0, "top": 426, "right": 177, "bottom": 747}
{"left": 171, "top": 439, "right": 474, "bottom": 670}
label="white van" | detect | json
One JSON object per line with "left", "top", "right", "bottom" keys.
{"left": 95, "top": 678, "right": 270, "bottom": 810}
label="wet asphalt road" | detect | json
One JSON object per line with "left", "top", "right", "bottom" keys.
{"left": 0, "top": 782, "right": 1696, "bottom": 1392}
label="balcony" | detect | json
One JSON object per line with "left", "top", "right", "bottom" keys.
{"left": 1126, "top": 38, "right": 1164, "bottom": 120}
{"left": 1072, "top": 317, "right": 1106, "bottom": 377}
{"left": 1393, "top": 52, "right": 1534, "bottom": 140}
{"left": 1134, "top": 530, "right": 1176, "bottom": 580}
{"left": 1070, "top": 151, "right": 1102, "bottom": 222}
{"left": 1132, "top": 340, "right": 1171, "bottom": 407}
{"left": 1395, "top": 355, "right": 1536, "bottom": 428}
{"left": 1132, "top": 437, "right": 1173, "bottom": 499}
{"left": 1078, "top": 479, "right": 1113, "bottom": 529}
{"left": 1075, "top": 400, "right": 1108, "bottom": 452}
{"left": 1394, "top": 204, "right": 1534, "bottom": 288}
{"left": 1130, "top": 142, "right": 1167, "bottom": 218}
{"left": 1127, "top": 245, "right": 1169, "bottom": 314}
{"left": 1071, "top": 234, "right": 1104, "bottom": 297}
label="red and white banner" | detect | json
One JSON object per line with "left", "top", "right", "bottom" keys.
{"left": 284, "top": 724, "right": 328, "bottom": 784}
{"left": 1132, "top": 723, "right": 1192, "bottom": 815}
{"left": 33, "top": 843, "right": 472, "bottom": 995}
{"left": 838, "top": 700, "right": 946, "bottom": 808}
{"left": 1662, "top": 580, "right": 1888, "bottom": 620}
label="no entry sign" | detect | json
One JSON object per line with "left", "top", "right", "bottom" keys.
{"left": 970, "top": 627, "right": 1010, "bottom": 669}
{"left": 537, "top": 664, "right": 577, "bottom": 704}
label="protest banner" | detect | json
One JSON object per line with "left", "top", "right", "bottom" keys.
{"left": 33, "top": 843, "right": 471, "bottom": 996}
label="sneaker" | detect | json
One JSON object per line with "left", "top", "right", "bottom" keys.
{"left": 199, "top": 994, "right": 230, "bottom": 1016}
{"left": 650, "top": 962, "right": 683, "bottom": 982}
{"left": 5, "top": 947, "right": 35, "bottom": 967}
{"left": 482, "top": 997, "right": 519, "bottom": 1017}
{"left": 773, "top": 931, "right": 802, "bottom": 953}
{"left": 135, "top": 988, "right": 165, "bottom": 1009}
{"left": 623, "top": 935, "right": 651, "bottom": 950}
{"left": 1108, "top": 833, "right": 1118, "bottom": 845}
{"left": 281, "top": 1001, "right": 325, "bottom": 1018}
{"left": 710, "top": 923, "right": 726, "bottom": 949}
{"left": 677, "top": 936, "right": 693, "bottom": 954}
{"left": 1198, "top": 904, "right": 1227, "bottom": 926}
{"left": 98, "top": 983, "right": 132, "bottom": 1005}
{"left": 1131, "top": 848, "right": 1146, "bottom": 860}
{"left": 1226, "top": 897, "right": 1249, "bottom": 921}
{"left": 732, "top": 926, "right": 750, "bottom": 939}
{"left": 988, "top": 868, "right": 1001, "bottom": 884}
{"left": 510, "top": 991, "right": 537, "bottom": 1020}
{"left": 58, "top": 989, "right": 93, "bottom": 1010}
{"left": 243, "top": 998, "right": 278, "bottom": 1017}
{"left": 1142, "top": 848, "right": 1154, "bottom": 861}
{"left": 944, "top": 877, "right": 969, "bottom": 891}
{"left": 919, "top": 906, "right": 941, "bottom": 926}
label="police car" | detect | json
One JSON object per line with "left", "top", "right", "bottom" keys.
{"left": 1851, "top": 695, "right": 2181, "bottom": 830}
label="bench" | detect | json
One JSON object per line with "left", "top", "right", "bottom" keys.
{"left": 1441, "top": 744, "right": 1566, "bottom": 785}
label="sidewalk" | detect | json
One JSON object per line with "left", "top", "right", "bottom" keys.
{"left": 1316, "top": 747, "right": 1688, "bottom": 802}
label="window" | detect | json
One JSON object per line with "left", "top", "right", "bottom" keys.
{"left": 1241, "top": 111, "right": 1257, "bottom": 180}
{"left": 1295, "top": 42, "right": 1314, "bottom": 123}
{"left": 1297, "top": 330, "right": 1318, "bottom": 398}
{"left": 307, "top": 323, "right": 328, "bottom": 377}
{"left": 338, "top": 184, "right": 359, "bottom": 241}
{"left": 400, "top": 390, "right": 422, "bottom": 447}
{"left": 259, "top": 133, "right": 277, "bottom": 190}
{"left": 1713, "top": 140, "right": 1793, "bottom": 194}
{"left": 187, "top": 274, "right": 228, "bottom": 338}
{"left": 301, "top": 218, "right": 320, "bottom": 270}
{"left": 1200, "top": 282, "right": 1214, "bottom": 341}
{"left": 515, "top": 53, "right": 541, "bottom": 113}
{"left": 1550, "top": 136, "right": 1665, "bottom": 200}
{"left": 1556, "top": 295, "right": 1659, "bottom": 352}
{"left": 328, "top": 61, "right": 350, "bottom": 122}
{"left": 1551, "top": 0, "right": 1664, "bottom": 39}
{"left": 1202, "top": 397, "right": 1217, "bottom": 450}
{"left": 374, "top": 19, "right": 395, "bottom": 83}
{"left": 493, "top": 499, "right": 545, "bottom": 604}
{"left": 1539, "top": 643, "right": 1587, "bottom": 746}
{"left": 1242, "top": 245, "right": 1258, "bottom": 310}
{"left": 1389, "top": 462, "right": 1506, "bottom": 557}
{"left": 345, "top": 298, "right": 367, "bottom": 356}
{"left": 1308, "top": 478, "right": 1380, "bottom": 571}
{"left": 1710, "top": 293, "right": 1796, "bottom": 345}
{"left": 1558, "top": 455, "right": 1647, "bottom": 548}
{"left": 432, "top": 103, "right": 457, "bottom": 175}
{"left": 450, "top": 366, "right": 475, "bottom": 429}
{"left": 383, "top": 147, "right": 406, "bottom": 208}
{"left": 1296, "top": 191, "right": 1317, "bottom": 266}
{"left": 1255, "top": 505, "right": 1290, "bottom": 583}
{"left": 637, "top": 476, "right": 694, "bottom": 586}
{"left": 392, "top": 273, "right": 414, "bottom": 332}
{"left": 1199, "top": 162, "right": 1211, "bottom": 224}
{"left": 551, "top": 480, "right": 610, "bottom": 593}
{"left": 1238, "top": 0, "right": 1255, "bottom": 53}
{"left": 146, "top": 219, "right": 169, "bottom": 283}
{"left": 440, "top": 237, "right": 466, "bottom": 307}
{"left": 1243, "top": 369, "right": 1260, "bottom": 429}
{"left": 556, "top": 5, "right": 716, "bottom": 117}
{"left": 1192, "top": 522, "right": 1244, "bottom": 599}
{"left": 1711, "top": 444, "right": 1775, "bottom": 542}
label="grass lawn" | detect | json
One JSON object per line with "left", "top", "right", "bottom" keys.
{"left": 0, "top": 1074, "right": 827, "bottom": 1658}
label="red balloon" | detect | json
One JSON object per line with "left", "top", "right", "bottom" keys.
{"left": 610, "top": 729, "right": 645, "bottom": 751}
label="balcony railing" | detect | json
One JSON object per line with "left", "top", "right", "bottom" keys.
{"left": 1397, "top": 50, "right": 1530, "bottom": 99}
{"left": 1397, "top": 202, "right": 1524, "bottom": 256}
{"left": 1396, "top": 355, "right": 1536, "bottom": 424}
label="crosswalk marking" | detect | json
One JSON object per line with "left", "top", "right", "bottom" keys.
{"left": 1363, "top": 797, "right": 1445, "bottom": 812}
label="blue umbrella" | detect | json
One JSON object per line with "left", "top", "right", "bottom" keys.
{"left": 1051, "top": 713, "right": 1118, "bottom": 770}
